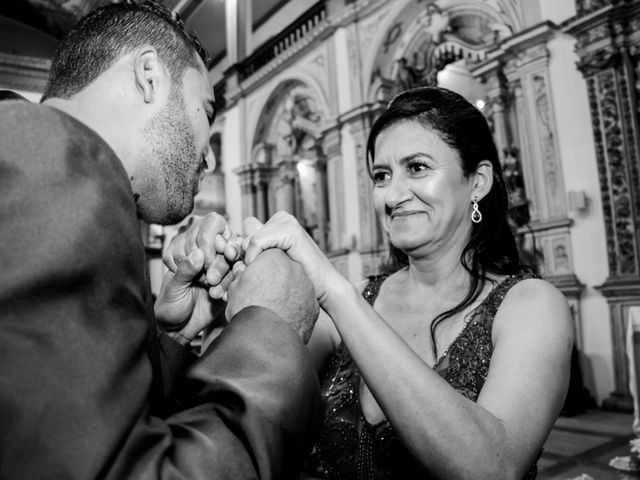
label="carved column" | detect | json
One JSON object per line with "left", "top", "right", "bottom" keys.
{"left": 321, "top": 125, "right": 345, "bottom": 254}
{"left": 254, "top": 164, "right": 272, "bottom": 222}
{"left": 233, "top": 163, "right": 274, "bottom": 222}
{"left": 275, "top": 158, "right": 298, "bottom": 216}
{"left": 565, "top": 0, "right": 640, "bottom": 411}
{"left": 341, "top": 105, "right": 387, "bottom": 277}
{"left": 313, "top": 148, "right": 330, "bottom": 251}
{"left": 346, "top": 112, "right": 376, "bottom": 251}
{"left": 483, "top": 68, "right": 512, "bottom": 163}
{"left": 235, "top": 164, "right": 257, "bottom": 218}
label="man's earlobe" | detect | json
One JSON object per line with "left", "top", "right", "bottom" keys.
{"left": 134, "top": 49, "right": 161, "bottom": 103}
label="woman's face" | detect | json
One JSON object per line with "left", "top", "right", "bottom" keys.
{"left": 371, "top": 120, "right": 476, "bottom": 257}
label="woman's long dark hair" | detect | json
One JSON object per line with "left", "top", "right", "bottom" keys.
{"left": 366, "top": 86, "right": 524, "bottom": 357}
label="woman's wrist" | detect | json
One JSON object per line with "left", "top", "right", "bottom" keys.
{"left": 320, "top": 276, "right": 358, "bottom": 313}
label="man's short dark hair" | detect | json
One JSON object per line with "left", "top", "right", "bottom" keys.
{"left": 42, "top": 0, "right": 211, "bottom": 100}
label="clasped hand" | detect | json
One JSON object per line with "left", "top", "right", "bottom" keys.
{"left": 154, "top": 213, "right": 244, "bottom": 344}
{"left": 154, "top": 212, "right": 325, "bottom": 345}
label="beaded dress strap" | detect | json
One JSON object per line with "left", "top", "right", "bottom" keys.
{"left": 480, "top": 270, "right": 539, "bottom": 320}
{"left": 361, "top": 273, "right": 390, "bottom": 305}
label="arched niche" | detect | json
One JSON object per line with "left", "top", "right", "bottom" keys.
{"left": 241, "top": 79, "right": 331, "bottom": 249}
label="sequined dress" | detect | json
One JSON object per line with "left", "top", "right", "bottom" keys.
{"left": 316, "top": 270, "right": 539, "bottom": 480}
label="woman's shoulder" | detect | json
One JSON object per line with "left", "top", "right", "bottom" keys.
{"left": 501, "top": 273, "right": 567, "bottom": 306}
{"left": 493, "top": 272, "right": 573, "bottom": 339}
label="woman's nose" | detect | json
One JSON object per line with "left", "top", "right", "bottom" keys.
{"left": 385, "top": 175, "right": 412, "bottom": 207}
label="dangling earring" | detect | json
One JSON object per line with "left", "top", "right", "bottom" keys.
{"left": 471, "top": 197, "right": 482, "bottom": 224}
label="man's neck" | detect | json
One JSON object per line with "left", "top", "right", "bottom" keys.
{"left": 43, "top": 95, "right": 134, "bottom": 176}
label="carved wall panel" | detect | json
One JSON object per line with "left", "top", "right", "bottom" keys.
{"left": 529, "top": 70, "right": 566, "bottom": 219}
{"left": 500, "top": 41, "right": 569, "bottom": 224}
{"left": 584, "top": 65, "right": 640, "bottom": 277}
{"left": 511, "top": 78, "right": 541, "bottom": 223}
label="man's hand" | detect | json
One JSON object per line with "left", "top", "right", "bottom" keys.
{"left": 163, "top": 213, "right": 242, "bottom": 299}
{"left": 155, "top": 249, "right": 225, "bottom": 345}
{"left": 225, "top": 249, "right": 319, "bottom": 344}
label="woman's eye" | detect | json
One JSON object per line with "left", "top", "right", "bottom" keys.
{"left": 372, "top": 171, "right": 390, "bottom": 184}
{"left": 408, "top": 161, "right": 428, "bottom": 174}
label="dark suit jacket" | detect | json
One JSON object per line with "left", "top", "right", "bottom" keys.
{"left": 0, "top": 101, "right": 321, "bottom": 479}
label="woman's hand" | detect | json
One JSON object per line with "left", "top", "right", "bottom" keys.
{"left": 242, "top": 211, "right": 346, "bottom": 305}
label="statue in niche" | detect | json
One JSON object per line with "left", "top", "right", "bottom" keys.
{"left": 396, "top": 57, "right": 419, "bottom": 91}
{"left": 273, "top": 91, "right": 322, "bottom": 157}
{"left": 393, "top": 3, "right": 450, "bottom": 92}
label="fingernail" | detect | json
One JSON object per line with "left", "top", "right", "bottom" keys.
{"left": 207, "top": 270, "right": 221, "bottom": 285}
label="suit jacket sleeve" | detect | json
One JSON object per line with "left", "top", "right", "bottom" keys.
{"left": 0, "top": 102, "right": 322, "bottom": 480}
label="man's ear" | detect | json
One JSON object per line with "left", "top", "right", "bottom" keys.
{"left": 472, "top": 160, "right": 494, "bottom": 201}
{"left": 133, "top": 47, "right": 168, "bottom": 104}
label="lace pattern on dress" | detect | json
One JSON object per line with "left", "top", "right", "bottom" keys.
{"left": 316, "top": 270, "right": 539, "bottom": 480}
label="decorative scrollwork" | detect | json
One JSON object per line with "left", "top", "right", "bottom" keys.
{"left": 596, "top": 69, "right": 638, "bottom": 274}
{"left": 576, "top": 46, "right": 621, "bottom": 76}
{"left": 586, "top": 76, "right": 617, "bottom": 273}
{"left": 532, "top": 74, "right": 559, "bottom": 198}
{"left": 618, "top": 54, "right": 640, "bottom": 233}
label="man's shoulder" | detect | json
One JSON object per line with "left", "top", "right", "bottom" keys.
{"left": 0, "top": 101, "right": 82, "bottom": 141}
{"left": 0, "top": 101, "right": 118, "bottom": 163}
{"left": 1, "top": 100, "right": 76, "bottom": 129}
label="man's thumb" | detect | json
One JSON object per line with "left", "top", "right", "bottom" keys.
{"left": 173, "top": 249, "right": 205, "bottom": 284}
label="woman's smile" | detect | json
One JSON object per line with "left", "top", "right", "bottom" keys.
{"left": 391, "top": 210, "right": 426, "bottom": 218}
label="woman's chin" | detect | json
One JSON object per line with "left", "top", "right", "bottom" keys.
{"left": 389, "top": 236, "right": 421, "bottom": 253}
